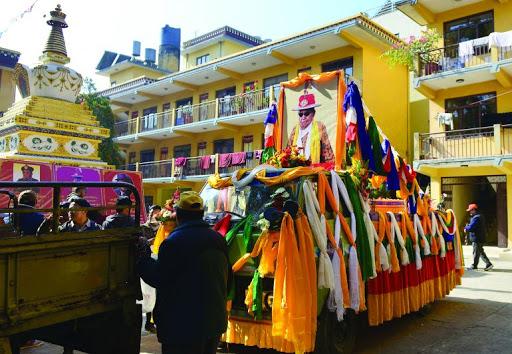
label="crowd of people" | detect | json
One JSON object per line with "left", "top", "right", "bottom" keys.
{"left": 9, "top": 186, "right": 135, "bottom": 235}
{"left": 7, "top": 187, "right": 231, "bottom": 354}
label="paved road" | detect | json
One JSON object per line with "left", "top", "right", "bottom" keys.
{"left": 22, "top": 246, "right": 512, "bottom": 354}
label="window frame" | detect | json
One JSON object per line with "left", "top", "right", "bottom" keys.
{"left": 444, "top": 91, "right": 497, "bottom": 131}
{"left": 443, "top": 10, "right": 494, "bottom": 47}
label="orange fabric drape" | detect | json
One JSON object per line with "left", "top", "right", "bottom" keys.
{"left": 274, "top": 88, "right": 285, "bottom": 152}
{"left": 336, "top": 71, "right": 347, "bottom": 170}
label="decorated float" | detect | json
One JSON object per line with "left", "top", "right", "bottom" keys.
{"left": 199, "top": 71, "right": 464, "bottom": 353}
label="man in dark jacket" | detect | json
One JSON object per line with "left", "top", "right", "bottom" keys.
{"left": 137, "top": 191, "right": 231, "bottom": 354}
{"left": 16, "top": 190, "right": 45, "bottom": 235}
{"left": 464, "top": 203, "right": 493, "bottom": 271}
{"left": 60, "top": 198, "right": 101, "bottom": 232}
{"left": 102, "top": 196, "right": 135, "bottom": 229}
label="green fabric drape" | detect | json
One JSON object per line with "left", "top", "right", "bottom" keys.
{"left": 251, "top": 269, "right": 263, "bottom": 320}
{"left": 344, "top": 173, "right": 374, "bottom": 281}
{"left": 368, "top": 116, "right": 385, "bottom": 176}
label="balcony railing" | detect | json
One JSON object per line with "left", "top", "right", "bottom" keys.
{"left": 417, "top": 39, "right": 491, "bottom": 77}
{"left": 416, "top": 34, "right": 512, "bottom": 78}
{"left": 113, "top": 85, "right": 278, "bottom": 138}
{"left": 415, "top": 124, "right": 512, "bottom": 161}
{"left": 127, "top": 151, "right": 262, "bottom": 180}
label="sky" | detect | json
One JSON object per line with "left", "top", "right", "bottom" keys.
{"left": 0, "top": 0, "right": 388, "bottom": 90}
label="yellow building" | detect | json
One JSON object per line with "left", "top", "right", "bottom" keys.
{"left": 98, "top": 15, "right": 410, "bottom": 208}
{"left": 399, "top": 0, "right": 512, "bottom": 247}
{"left": 0, "top": 47, "right": 21, "bottom": 116}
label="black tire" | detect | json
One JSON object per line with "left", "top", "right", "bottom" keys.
{"left": 314, "top": 308, "right": 358, "bottom": 354}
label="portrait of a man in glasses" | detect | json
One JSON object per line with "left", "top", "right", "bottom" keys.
{"left": 287, "top": 91, "right": 334, "bottom": 163}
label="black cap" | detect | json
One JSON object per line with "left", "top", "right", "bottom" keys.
{"left": 149, "top": 204, "right": 161, "bottom": 211}
{"left": 69, "top": 197, "right": 90, "bottom": 208}
{"left": 116, "top": 196, "right": 132, "bottom": 207}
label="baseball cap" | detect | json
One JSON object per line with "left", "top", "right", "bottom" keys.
{"left": 176, "top": 191, "right": 204, "bottom": 211}
{"left": 466, "top": 203, "right": 478, "bottom": 211}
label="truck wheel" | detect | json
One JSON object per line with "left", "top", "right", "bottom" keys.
{"left": 315, "top": 309, "right": 358, "bottom": 354}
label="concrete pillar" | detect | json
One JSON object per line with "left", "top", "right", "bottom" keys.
{"left": 493, "top": 124, "right": 502, "bottom": 155}
{"left": 430, "top": 175, "right": 442, "bottom": 205}
{"left": 414, "top": 132, "right": 420, "bottom": 161}
{"left": 507, "top": 175, "right": 512, "bottom": 247}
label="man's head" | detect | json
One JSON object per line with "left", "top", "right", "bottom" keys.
{"left": 175, "top": 191, "right": 204, "bottom": 225}
{"left": 298, "top": 108, "right": 316, "bottom": 130}
{"left": 467, "top": 203, "right": 478, "bottom": 216}
{"left": 114, "top": 173, "right": 133, "bottom": 196}
{"left": 116, "top": 196, "right": 132, "bottom": 216}
{"left": 68, "top": 198, "right": 90, "bottom": 226}
{"left": 148, "top": 204, "right": 162, "bottom": 222}
{"left": 72, "top": 186, "right": 87, "bottom": 198}
{"left": 21, "top": 165, "right": 34, "bottom": 179}
{"left": 18, "top": 190, "right": 37, "bottom": 207}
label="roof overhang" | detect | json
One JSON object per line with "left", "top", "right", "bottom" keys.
{"left": 181, "top": 34, "right": 253, "bottom": 54}
{"left": 96, "top": 60, "right": 168, "bottom": 77}
{"left": 0, "top": 47, "right": 21, "bottom": 70}
{"left": 397, "top": 0, "right": 485, "bottom": 25}
{"left": 107, "top": 15, "right": 399, "bottom": 110}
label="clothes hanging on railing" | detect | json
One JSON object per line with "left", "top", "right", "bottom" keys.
{"left": 174, "top": 157, "right": 187, "bottom": 167}
{"left": 218, "top": 153, "right": 232, "bottom": 168}
{"left": 231, "top": 152, "right": 246, "bottom": 165}
{"left": 200, "top": 155, "right": 212, "bottom": 170}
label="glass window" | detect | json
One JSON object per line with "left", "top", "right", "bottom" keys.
{"left": 175, "top": 97, "right": 193, "bottom": 125}
{"left": 160, "top": 147, "right": 169, "bottom": 160}
{"left": 142, "top": 106, "right": 158, "bottom": 131}
{"left": 445, "top": 92, "right": 497, "bottom": 130}
{"left": 173, "top": 144, "right": 191, "bottom": 158}
{"left": 196, "top": 54, "right": 210, "bottom": 65}
{"left": 214, "top": 138, "right": 234, "bottom": 154}
{"left": 444, "top": 11, "right": 494, "bottom": 46}
{"left": 321, "top": 57, "right": 353, "bottom": 77}
{"left": 216, "top": 87, "right": 237, "bottom": 117}
{"left": 264, "top": 73, "right": 288, "bottom": 101}
{"left": 198, "top": 142, "right": 207, "bottom": 156}
{"left": 242, "top": 135, "right": 253, "bottom": 152}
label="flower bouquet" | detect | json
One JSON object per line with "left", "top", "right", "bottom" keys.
{"left": 266, "top": 146, "right": 311, "bottom": 168}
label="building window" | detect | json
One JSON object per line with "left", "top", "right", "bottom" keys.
{"left": 196, "top": 54, "right": 210, "bottom": 65}
{"left": 142, "top": 106, "right": 158, "bottom": 131}
{"left": 175, "top": 97, "right": 193, "bottom": 125}
{"left": 242, "top": 135, "right": 253, "bottom": 152}
{"left": 445, "top": 92, "right": 497, "bottom": 131}
{"left": 128, "top": 152, "right": 136, "bottom": 170}
{"left": 216, "top": 86, "right": 236, "bottom": 117}
{"left": 214, "top": 138, "right": 234, "bottom": 154}
{"left": 444, "top": 11, "right": 494, "bottom": 47}
{"left": 160, "top": 147, "right": 169, "bottom": 161}
{"left": 297, "top": 67, "right": 312, "bottom": 75}
{"left": 173, "top": 144, "right": 191, "bottom": 158}
{"left": 110, "top": 81, "right": 116, "bottom": 86}
{"left": 199, "top": 93, "right": 209, "bottom": 121}
{"left": 198, "top": 141, "right": 207, "bottom": 156}
{"left": 321, "top": 57, "right": 353, "bottom": 77}
{"left": 264, "top": 73, "right": 288, "bottom": 101}
{"left": 243, "top": 81, "right": 257, "bottom": 93}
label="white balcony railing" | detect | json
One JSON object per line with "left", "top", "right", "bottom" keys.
{"left": 113, "top": 86, "right": 278, "bottom": 138}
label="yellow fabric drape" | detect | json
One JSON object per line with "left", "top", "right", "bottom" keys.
{"left": 272, "top": 213, "right": 312, "bottom": 354}
{"left": 208, "top": 173, "right": 233, "bottom": 189}
{"left": 152, "top": 223, "right": 174, "bottom": 254}
{"left": 292, "top": 121, "right": 321, "bottom": 164}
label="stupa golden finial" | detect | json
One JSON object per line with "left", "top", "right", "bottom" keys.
{"left": 40, "top": 4, "right": 70, "bottom": 64}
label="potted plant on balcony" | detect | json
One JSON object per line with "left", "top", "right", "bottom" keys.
{"left": 382, "top": 29, "right": 441, "bottom": 75}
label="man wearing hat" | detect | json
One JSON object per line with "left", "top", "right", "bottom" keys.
{"left": 137, "top": 191, "right": 231, "bottom": 354}
{"left": 464, "top": 203, "right": 493, "bottom": 271}
{"left": 102, "top": 196, "right": 135, "bottom": 229}
{"left": 113, "top": 173, "right": 134, "bottom": 197}
{"left": 17, "top": 164, "right": 39, "bottom": 182}
{"left": 287, "top": 91, "right": 334, "bottom": 164}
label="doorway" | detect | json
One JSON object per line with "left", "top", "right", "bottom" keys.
{"left": 441, "top": 175, "right": 507, "bottom": 247}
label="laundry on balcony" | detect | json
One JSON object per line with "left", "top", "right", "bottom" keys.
{"left": 174, "top": 157, "right": 188, "bottom": 167}
{"left": 231, "top": 152, "right": 246, "bottom": 166}
{"left": 458, "top": 39, "right": 474, "bottom": 59}
{"left": 218, "top": 153, "right": 232, "bottom": 168}
{"left": 200, "top": 155, "right": 213, "bottom": 170}
{"left": 489, "top": 30, "right": 512, "bottom": 48}
{"left": 254, "top": 150, "right": 263, "bottom": 160}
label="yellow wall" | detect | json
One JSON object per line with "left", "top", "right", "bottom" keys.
{"left": 109, "top": 67, "right": 164, "bottom": 85}
{"left": 0, "top": 69, "right": 16, "bottom": 114}
{"left": 429, "top": 0, "right": 512, "bottom": 45}
{"left": 186, "top": 40, "right": 250, "bottom": 69}
{"left": 361, "top": 43, "right": 410, "bottom": 159}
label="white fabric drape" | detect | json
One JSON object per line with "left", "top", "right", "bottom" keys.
{"left": 387, "top": 212, "right": 409, "bottom": 266}
{"left": 358, "top": 192, "right": 377, "bottom": 278}
{"left": 414, "top": 214, "right": 431, "bottom": 257}
{"left": 431, "top": 212, "right": 446, "bottom": 258}
{"left": 303, "top": 180, "right": 335, "bottom": 290}
{"left": 329, "top": 171, "right": 360, "bottom": 311}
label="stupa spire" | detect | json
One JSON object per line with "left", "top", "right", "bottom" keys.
{"left": 41, "top": 4, "right": 70, "bottom": 64}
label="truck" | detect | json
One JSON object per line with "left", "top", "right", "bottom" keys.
{"left": 0, "top": 181, "right": 143, "bottom": 354}
{"left": 201, "top": 168, "right": 463, "bottom": 354}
